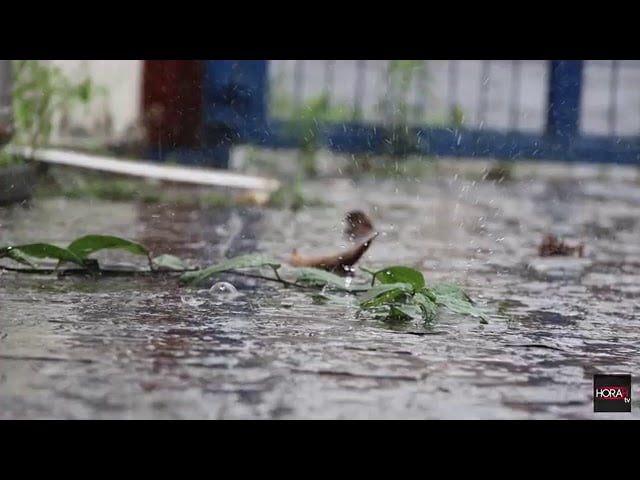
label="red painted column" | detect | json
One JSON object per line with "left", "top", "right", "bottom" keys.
{"left": 141, "top": 60, "right": 204, "bottom": 151}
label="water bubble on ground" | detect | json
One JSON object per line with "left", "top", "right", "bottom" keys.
{"left": 209, "top": 281, "right": 240, "bottom": 299}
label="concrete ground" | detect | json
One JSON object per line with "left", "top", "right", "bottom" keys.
{"left": 1, "top": 160, "right": 639, "bottom": 419}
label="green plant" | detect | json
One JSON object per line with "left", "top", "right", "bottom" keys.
{"left": 450, "top": 105, "right": 465, "bottom": 127}
{"left": 7, "top": 60, "right": 104, "bottom": 155}
{"left": 359, "top": 266, "right": 488, "bottom": 323}
{"left": 14, "top": 60, "right": 104, "bottom": 148}
{"left": 272, "top": 91, "right": 355, "bottom": 178}
{"left": 484, "top": 162, "right": 514, "bottom": 182}
{"left": 266, "top": 63, "right": 467, "bottom": 174}
{"left": 382, "top": 61, "right": 424, "bottom": 124}
{"left": 0, "top": 153, "right": 23, "bottom": 167}
{"left": 1, "top": 235, "right": 490, "bottom": 325}
{"left": 376, "top": 61, "right": 469, "bottom": 158}
{"left": 0, "top": 235, "right": 152, "bottom": 270}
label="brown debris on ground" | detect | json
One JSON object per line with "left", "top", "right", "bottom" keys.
{"left": 344, "top": 210, "right": 375, "bottom": 242}
{"left": 538, "top": 233, "right": 585, "bottom": 257}
{"left": 288, "top": 210, "right": 378, "bottom": 275}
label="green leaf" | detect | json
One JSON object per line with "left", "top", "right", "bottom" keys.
{"left": 76, "top": 79, "right": 92, "bottom": 103}
{"left": 179, "top": 254, "right": 281, "bottom": 286}
{"left": 428, "top": 283, "right": 487, "bottom": 321}
{"left": 293, "top": 267, "right": 363, "bottom": 291}
{"left": 67, "top": 235, "right": 149, "bottom": 259}
{"left": 0, "top": 243, "right": 84, "bottom": 266}
{"left": 0, "top": 247, "right": 36, "bottom": 267}
{"left": 429, "top": 283, "right": 474, "bottom": 303}
{"left": 359, "top": 282, "right": 413, "bottom": 309}
{"left": 385, "top": 305, "right": 415, "bottom": 321}
{"left": 152, "top": 254, "right": 190, "bottom": 271}
{"left": 413, "top": 291, "right": 439, "bottom": 322}
{"left": 311, "top": 294, "right": 331, "bottom": 304}
{"left": 371, "top": 266, "right": 425, "bottom": 291}
{"left": 368, "top": 303, "right": 425, "bottom": 323}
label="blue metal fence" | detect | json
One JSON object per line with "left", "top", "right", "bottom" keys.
{"left": 171, "top": 60, "right": 640, "bottom": 168}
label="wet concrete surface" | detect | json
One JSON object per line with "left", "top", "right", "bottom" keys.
{"left": 1, "top": 170, "right": 639, "bottom": 419}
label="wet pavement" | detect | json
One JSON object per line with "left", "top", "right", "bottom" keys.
{"left": 1, "top": 165, "right": 639, "bottom": 419}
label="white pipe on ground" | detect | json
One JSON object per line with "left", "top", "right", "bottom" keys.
{"left": 6, "top": 146, "right": 281, "bottom": 192}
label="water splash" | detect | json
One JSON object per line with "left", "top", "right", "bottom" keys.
{"left": 180, "top": 296, "right": 206, "bottom": 307}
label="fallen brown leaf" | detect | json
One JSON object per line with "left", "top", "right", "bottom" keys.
{"left": 538, "top": 233, "right": 584, "bottom": 257}
{"left": 289, "top": 210, "right": 378, "bottom": 275}
{"left": 289, "top": 233, "right": 379, "bottom": 276}
{"left": 344, "top": 210, "right": 375, "bottom": 241}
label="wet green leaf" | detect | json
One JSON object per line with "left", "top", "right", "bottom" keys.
{"left": 152, "top": 254, "right": 190, "bottom": 271}
{"left": 385, "top": 305, "right": 415, "bottom": 321}
{"left": 359, "top": 282, "right": 413, "bottom": 309}
{"left": 179, "top": 254, "right": 281, "bottom": 286}
{"left": 0, "top": 247, "right": 36, "bottom": 267}
{"left": 428, "top": 283, "right": 488, "bottom": 321}
{"left": 67, "top": 235, "right": 149, "bottom": 259}
{"left": 293, "top": 268, "right": 359, "bottom": 290}
{"left": 429, "top": 283, "right": 474, "bottom": 303}
{"left": 0, "top": 243, "right": 84, "bottom": 266}
{"left": 371, "top": 266, "right": 425, "bottom": 291}
{"left": 311, "top": 294, "right": 331, "bottom": 304}
{"left": 413, "top": 290, "right": 439, "bottom": 322}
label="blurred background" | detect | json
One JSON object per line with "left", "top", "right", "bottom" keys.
{"left": 4, "top": 60, "right": 640, "bottom": 163}
{"left": 21, "top": 60, "right": 640, "bottom": 144}
{"left": 3, "top": 59, "right": 639, "bottom": 203}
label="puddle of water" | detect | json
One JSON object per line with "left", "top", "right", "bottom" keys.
{"left": 1, "top": 176, "right": 639, "bottom": 419}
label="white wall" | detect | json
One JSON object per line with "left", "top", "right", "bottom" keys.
{"left": 48, "top": 60, "right": 143, "bottom": 143}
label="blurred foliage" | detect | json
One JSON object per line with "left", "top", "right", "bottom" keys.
{"left": 0, "top": 60, "right": 105, "bottom": 166}
{"left": 268, "top": 61, "right": 468, "bottom": 175}
{"left": 272, "top": 92, "right": 355, "bottom": 178}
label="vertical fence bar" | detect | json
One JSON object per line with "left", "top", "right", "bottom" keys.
{"left": 509, "top": 60, "right": 522, "bottom": 130}
{"left": 608, "top": 60, "right": 620, "bottom": 136}
{"left": 546, "top": 60, "right": 584, "bottom": 142}
{"left": 416, "top": 61, "right": 428, "bottom": 123}
{"left": 324, "top": 60, "right": 335, "bottom": 100}
{"left": 478, "top": 60, "right": 490, "bottom": 129}
{"left": 293, "top": 60, "right": 305, "bottom": 110}
{"left": 354, "top": 60, "right": 366, "bottom": 120}
{"left": 447, "top": 60, "right": 459, "bottom": 121}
